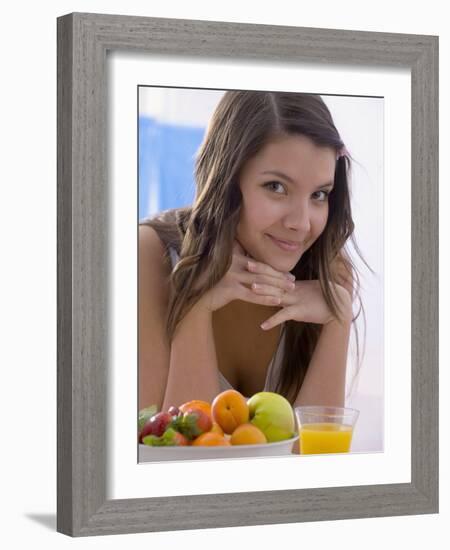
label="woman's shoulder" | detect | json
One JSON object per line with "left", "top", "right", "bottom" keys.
{"left": 139, "top": 224, "right": 169, "bottom": 266}
{"left": 140, "top": 206, "right": 190, "bottom": 229}
{"left": 140, "top": 206, "right": 190, "bottom": 255}
{"left": 139, "top": 223, "right": 165, "bottom": 249}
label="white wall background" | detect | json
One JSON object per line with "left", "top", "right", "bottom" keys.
{"left": 140, "top": 86, "right": 225, "bottom": 126}
{"left": 0, "top": 1, "right": 447, "bottom": 548}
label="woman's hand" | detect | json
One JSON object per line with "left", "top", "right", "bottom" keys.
{"left": 196, "top": 240, "right": 296, "bottom": 313}
{"left": 251, "top": 277, "right": 353, "bottom": 330}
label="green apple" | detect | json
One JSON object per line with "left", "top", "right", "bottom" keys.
{"left": 247, "top": 392, "right": 295, "bottom": 442}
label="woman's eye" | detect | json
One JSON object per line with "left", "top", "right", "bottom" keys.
{"left": 313, "top": 190, "right": 330, "bottom": 201}
{"left": 263, "top": 181, "right": 285, "bottom": 194}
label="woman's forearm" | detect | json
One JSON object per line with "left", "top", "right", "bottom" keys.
{"left": 161, "top": 301, "right": 221, "bottom": 411}
{"left": 294, "top": 318, "right": 351, "bottom": 408}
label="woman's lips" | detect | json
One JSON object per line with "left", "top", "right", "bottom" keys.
{"left": 266, "top": 234, "right": 302, "bottom": 252}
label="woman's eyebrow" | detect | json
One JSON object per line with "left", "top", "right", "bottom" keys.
{"left": 260, "top": 170, "right": 334, "bottom": 189}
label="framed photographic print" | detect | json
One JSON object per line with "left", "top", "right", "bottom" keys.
{"left": 57, "top": 12, "right": 438, "bottom": 536}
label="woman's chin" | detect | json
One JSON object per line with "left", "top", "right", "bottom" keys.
{"left": 243, "top": 244, "right": 300, "bottom": 273}
{"left": 260, "top": 255, "right": 299, "bottom": 274}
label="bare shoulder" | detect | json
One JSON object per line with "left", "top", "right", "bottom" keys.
{"left": 139, "top": 224, "right": 166, "bottom": 258}
{"left": 139, "top": 224, "right": 174, "bottom": 316}
{"left": 139, "top": 225, "right": 172, "bottom": 279}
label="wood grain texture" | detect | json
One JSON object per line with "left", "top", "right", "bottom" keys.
{"left": 57, "top": 13, "right": 74, "bottom": 535}
{"left": 57, "top": 12, "right": 439, "bottom": 536}
{"left": 410, "top": 35, "right": 439, "bottom": 506}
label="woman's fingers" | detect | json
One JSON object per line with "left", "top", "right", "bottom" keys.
{"left": 251, "top": 282, "right": 290, "bottom": 299}
{"left": 260, "top": 306, "right": 296, "bottom": 330}
{"left": 240, "top": 271, "right": 295, "bottom": 292}
{"left": 230, "top": 248, "right": 296, "bottom": 300}
{"left": 238, "top": 286, "right": 282, "bottom": 307}
{"left": 232, "top": 247, "right": 294, "bottom": 286}
{"left": 247, "top": 259, "right": 295, "bottom": 282}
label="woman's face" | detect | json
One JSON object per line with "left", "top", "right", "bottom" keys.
{"left": 236, "top": 134, "right": 336, "bottom": 273}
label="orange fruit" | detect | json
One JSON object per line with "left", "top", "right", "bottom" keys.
{"left": 191, "top": 432, "right": 231, "bottom": 447}
{"left": 210, "top": 422, "right": 224, "bottom": 436}
{"left": 211, "top": 389, "right": 250, "bottom": 434}
{"left": 179, "top": 400, "right": 212, "bottom": 418}
{"left": 230, "top": 423, "right": 267, "bottom": 445}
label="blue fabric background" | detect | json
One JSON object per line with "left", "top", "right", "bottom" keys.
{"left": 139, "top": 116, "right": 205, "bottom": 220}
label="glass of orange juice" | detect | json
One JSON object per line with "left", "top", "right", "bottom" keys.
{"left": 294, "top": 406, "right": 359, "bottom": 455}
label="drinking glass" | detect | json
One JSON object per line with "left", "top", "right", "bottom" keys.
{"left": 294, "top": 406, "right": 359, "bottom": 455}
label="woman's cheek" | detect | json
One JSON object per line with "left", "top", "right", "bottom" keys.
{"left": 314, "top": 207, "right": 329, "bottom": 236}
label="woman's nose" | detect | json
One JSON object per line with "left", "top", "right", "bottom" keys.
{"left": 283, "top": 201, "right": 311, "bottom": 234}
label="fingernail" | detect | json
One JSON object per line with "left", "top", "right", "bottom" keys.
{"left": 261, "top": 322, "right": 268, "bottom": 330}
{"left": 248, "top": 261, "right": 256, "bottom": 270}
{"left": 286, "top": 273, "right": 295, "bottom": 281}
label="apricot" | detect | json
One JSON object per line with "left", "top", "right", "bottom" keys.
{"left": 179, "top": 399, "right": 212, "bottom": 418}
{"left": 211, "top": 389, "right": 250, "bottom": 434}
{"left": 230, "top": 423, "right": 268, "bottom": 445}
{"left": 191, "top": 432, "right": 231, "bottom": 446}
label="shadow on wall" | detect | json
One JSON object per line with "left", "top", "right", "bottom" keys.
{"left": 25, "top": 514, "right": 56, "bottom": 531}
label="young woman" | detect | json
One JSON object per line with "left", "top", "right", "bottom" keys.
{"left": 139, "top": 91, "right": 361, "bottom": 413}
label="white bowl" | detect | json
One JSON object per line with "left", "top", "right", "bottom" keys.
{"left": 139, "top": 435, "right": 299, "bottom": 462}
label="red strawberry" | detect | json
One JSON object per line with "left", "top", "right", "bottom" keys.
{"left": 171, "top": 408, "right": 213, "bottom": 440}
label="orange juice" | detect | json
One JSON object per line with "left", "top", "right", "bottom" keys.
{"left": 299, "top": 422, "right": 353, "bottom": 454}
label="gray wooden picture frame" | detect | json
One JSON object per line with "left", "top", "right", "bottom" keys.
{"left": 57, "top": 12, "right": 438, "bottom": 537}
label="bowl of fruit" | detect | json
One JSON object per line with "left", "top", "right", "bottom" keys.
{"left": 138, "top": 390, "right": 299, "bottom": 462}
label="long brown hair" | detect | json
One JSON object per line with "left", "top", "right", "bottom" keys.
{"left": 142, "top": 90, "right": 367, "bottom": 404}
